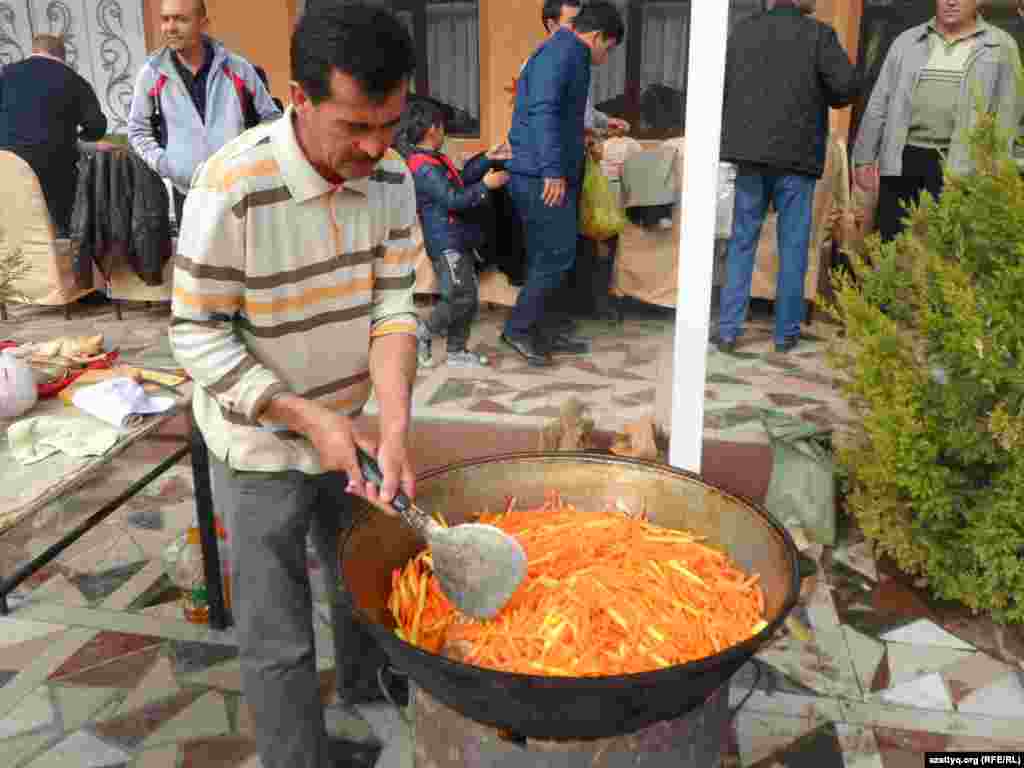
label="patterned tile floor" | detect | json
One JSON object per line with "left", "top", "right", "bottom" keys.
{"left": 1, "top": 298, "right": 1023, "bottom": 767}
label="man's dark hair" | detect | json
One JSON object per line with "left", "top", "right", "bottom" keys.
{"left": 541, "top": 0, "right": 581, "bottom": 32}
{"left": 571, "top": 1, "right": 626, "bottom": 45}
{"left": 398, "top": 97, "right": 446, "bottom": 149}
{"left": 291, "top": 3, "right": 417, "bottom": 104}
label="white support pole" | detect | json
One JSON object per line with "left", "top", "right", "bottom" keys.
{"left": 667, "top": 1, "right": 730, "bottom": 473}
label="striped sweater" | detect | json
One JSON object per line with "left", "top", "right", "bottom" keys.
{"left": 169, "top": 107, "right": 418, "bottom": 473}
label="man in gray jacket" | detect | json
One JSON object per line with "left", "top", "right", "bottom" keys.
{"left": 128, "top": 0, "right": 279, "bottom": 225}
{"left": 852, "top": 0, "right": 1021, "bottom": 241}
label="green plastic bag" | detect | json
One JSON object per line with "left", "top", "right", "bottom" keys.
{"left": 579, "top": 155, "right": 625, "bottom": 241}
{"left": 761, "top": 412, "right": 837, "bottom": 547}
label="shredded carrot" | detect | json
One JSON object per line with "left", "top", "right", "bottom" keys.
{"left": 388, "top": 491, "right": 765, "bottom": 676}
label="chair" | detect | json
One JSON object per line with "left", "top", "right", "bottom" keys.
{"left": 0, "top": 151, "right": 98, "bottom": 320}
{"left": 76, "top": 149, "right": 175, "bottom": 320}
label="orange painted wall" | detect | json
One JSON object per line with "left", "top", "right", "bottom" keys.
{"left": 141, "top": 0, "right": 296, "bottom": 106}
{"left": 815, "top": 0, "right": 864, "bottom": 142}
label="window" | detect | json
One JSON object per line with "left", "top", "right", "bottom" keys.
{"left": 851, "top": 0, "right": 1024, "bottom": 142}
{"left": 308, "top": 0, "right": 481, "bottom": 137}
{"left": 594, "top": 0, "right": 766, "bottom": 139}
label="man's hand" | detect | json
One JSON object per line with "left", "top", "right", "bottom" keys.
{"left": 261, "top": 394, "right": 402, "bottom": 515}
{"left": 487, "top": 142, "right": 512, "bottom": 161}
{"left": 606, "top": 117, "right": 631, "bottom": 134}
{"left": 369, "top": 429, "right": 416, "bottom": 508}
{"left": 542, "top": 177, "right": 567, "bottom": 207}
{"left": 854, "top": 164, "right": 879, "bottom": 192}
{"left": 484, "top": 169, "right": 510, "bottom": 189}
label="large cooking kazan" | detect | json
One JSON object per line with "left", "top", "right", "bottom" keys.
{"left": 341, "top": 452, "right": 801, "bottom": 741}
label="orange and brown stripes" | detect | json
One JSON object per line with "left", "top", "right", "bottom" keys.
{"left": 207, "top": 157, "right": 281, "bottom": 194}
{"left": 373, "top": 273, "right": 415, "bottom": 292}
{"left": 175, "top": 254, "right": 246, "bottom": 284}
{"left": 205, "top": 357, "right": 260, "bottom": 396}
{"left": 376, "top": 244, "right": 416, "bottom": 267}
{"left": 177, "top": 251, "right": 377, "bottom": 290}
{"left": 232, "top": 185, "right": 293, "bottom": 219}
{"left": 242, "top": 275, "right": 374, "bottom": 317}
{"left": 173, "top": 285, "right": 243, "bottom": 314}
{"left": 235, "top": 305, "right": 372, "bottom": 338}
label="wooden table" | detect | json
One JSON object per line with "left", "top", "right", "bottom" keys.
{"left": 0, "top": 382, "right": 231, "bottom": 629}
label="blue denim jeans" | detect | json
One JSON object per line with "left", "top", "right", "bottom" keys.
{"left": 718, "top": 170, "right": 816, "bottom": 345}
{"left": 503, "top": 174, "right": 579, "bottom": 340}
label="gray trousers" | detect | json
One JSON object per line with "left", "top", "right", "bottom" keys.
{"left": 209, "top": 455, "right": 387, "bottom": 768}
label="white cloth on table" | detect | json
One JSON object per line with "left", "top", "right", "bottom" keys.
{"left": 71, "top": 377, "right": 175, "bottom": 429}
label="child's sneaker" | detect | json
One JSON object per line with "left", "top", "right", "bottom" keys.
{"left": 416, "top": 321, "right": 433, "bottom": 368}
{"left": 446, "top": 349, "right": 490, "bottom": 368}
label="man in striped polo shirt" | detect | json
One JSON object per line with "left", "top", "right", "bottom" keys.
{"left": 169, "top": 5, "right": 418, "bottom": 767}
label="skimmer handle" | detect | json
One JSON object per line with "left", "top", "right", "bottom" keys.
{"left": 355, "top": 446, "right": 437, "bottom": 541}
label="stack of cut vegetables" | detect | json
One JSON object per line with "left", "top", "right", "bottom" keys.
{"left": 389, "top": 492, "right": 767, "bottom": 677}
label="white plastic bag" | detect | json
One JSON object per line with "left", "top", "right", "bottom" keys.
{"left": 0, "top": 350, "right": 38, "bottom": 419}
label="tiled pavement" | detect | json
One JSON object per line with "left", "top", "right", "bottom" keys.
{"left": 1, "top": 297, "right": 1023, "bottom": 767}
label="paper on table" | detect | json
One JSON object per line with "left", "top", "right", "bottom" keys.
{"left": 71, "top": 377, "right": 176, "bottom": 429}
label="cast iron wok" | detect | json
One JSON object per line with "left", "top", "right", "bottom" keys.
{"left": 341, "top": 452, "right": 801, "bottom": 741}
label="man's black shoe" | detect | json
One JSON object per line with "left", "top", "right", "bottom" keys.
{"left": 544, "top": 333, "right": 591, "bottom": 356}
{"left": 774, "top": 337, "right": 799, "bottom": 354}
{"left": 501, "top": 333, "right": 553, "bottom": 367}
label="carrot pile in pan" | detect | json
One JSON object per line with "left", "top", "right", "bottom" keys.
{"left": 388, "top": 492, "right": 767, "bottom": 677}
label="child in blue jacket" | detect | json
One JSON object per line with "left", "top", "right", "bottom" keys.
{"left": 400, "top": 99, "right": 509, "bottom": 368}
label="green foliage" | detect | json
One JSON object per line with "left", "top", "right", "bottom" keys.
{"left": 0, "top": 248, "right": 30, "bottom": 307}
{"left": 829, "top": 114, "right": 1024, "bottom": 624}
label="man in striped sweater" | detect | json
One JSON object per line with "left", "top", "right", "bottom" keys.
{"left": 169, "top": 5, "right": 418, "bottom": 767}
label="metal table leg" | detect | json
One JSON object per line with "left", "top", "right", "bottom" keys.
{"left": 190, "top": 414, "right": 230, "bottom": 630}
{"left": 0, "top": 444, "right": 191, "bottom": 615}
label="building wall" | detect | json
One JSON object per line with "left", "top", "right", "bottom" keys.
{"left": 140, "top": 0, "right": 865, "bottom": 152}
{"left": 814, "top": 0, "right": 864, "bottom": 143}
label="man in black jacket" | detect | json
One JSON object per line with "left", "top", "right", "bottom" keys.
{"left": 0, "top": 34, "right": 107, "bottom": 235}
{"left": 716, "top": 0, "right": 858, "bottom": 354}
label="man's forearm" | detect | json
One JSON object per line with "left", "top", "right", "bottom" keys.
{"left": 261, "top": 392, "right": 329, "bottom": 440}
{"left": 369, "top": 333, "right": 417, "bottom": 437}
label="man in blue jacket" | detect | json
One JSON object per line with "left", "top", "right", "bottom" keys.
{"left": 501, "top": 1, "right": 624, "bottom": 367}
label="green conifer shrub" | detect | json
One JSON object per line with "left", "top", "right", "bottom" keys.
{"left": 829, "top": 114, "right": 1024, "bottom": 623}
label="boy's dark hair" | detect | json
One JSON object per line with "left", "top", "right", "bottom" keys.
{"left": 541, "top": 0, "right": 580, "bottom": 32}
{"left": 398, "top": 97, "right": 447, "bottom": 149}
{"left": 291, "top": 3, "right": 417, "bottom": 104}
{"left": 571, "top": 1, "right": 626, "bottom": 45}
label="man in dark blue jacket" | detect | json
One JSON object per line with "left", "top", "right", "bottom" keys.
{"left": 400, "top": 99, "right": 510, "bottom": 368}
{"left": 501, "top": 1, "right": 624, "bottom": 367}
{"left": 0, "top": 34, "right": 107, "bottom": 235}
